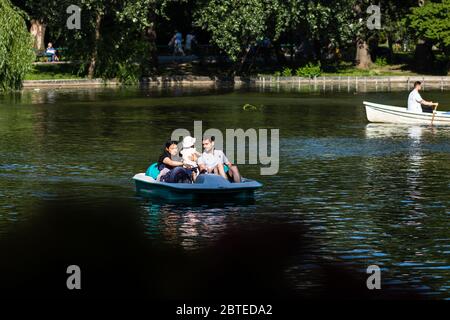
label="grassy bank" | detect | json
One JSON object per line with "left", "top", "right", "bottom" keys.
{"left": 320, "top": 62, "right": 420, "bottom": 77}
{"left": 25, "top": 57, "right": 448, "bottom": 81}
{"left": 25, "top": 63, "right": 86, "bottom": 80}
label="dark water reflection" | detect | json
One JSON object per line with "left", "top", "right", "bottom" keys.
{"left": 0, "top": 86, "right": 449, "bottom": 299}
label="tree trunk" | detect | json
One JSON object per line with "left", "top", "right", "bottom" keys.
{"left": 30, "top": 19, "right": 46, "bottom": 50}
{"left": 313, "top": 39, "right": 322, "bottom": 62}
{"left": 413, "top": 39, "right": 434, "bottom": 72}
{"left": 274, "top": 43, "right": 287, "bottom": 66}
{"left": 143, "top": 11, "right": 158, "bottom": 76}
{"left": 411, "top": 1, "right": 433, "bottom": 72}
{"left": 387, "top": 34, "right": 394, "bottom": 63}
{"left": 247, "top": 46, "right": 261, "bottom": 73}
{"left": 369, "top": 36, "right": 379, "bottom": 63}
{"left": 355, "top": 38, "right": 372, "bottom": 69}
{"left": 237, "top": 45, "right": 252, "bottom": 74}
{"left": 88, "top": 13, "right": 102, "bottom": 79}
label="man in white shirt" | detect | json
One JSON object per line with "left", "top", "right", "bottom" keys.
{"left": 407, "top": 81, "right": 438, "bottom": 113}
{"left": 198, "top": 136, "right": 241, "bottom": 183}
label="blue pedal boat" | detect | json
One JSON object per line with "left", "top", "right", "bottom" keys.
{"left": 133, "top": 172, "right": 263, "bottom": 200}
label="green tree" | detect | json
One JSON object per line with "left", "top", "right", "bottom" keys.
{"left": 290, "top": 0, "right": 355, "bottom": 63}
{"left": 60, "top": 0, "right": 173, "bottom": 79}
{"left": 261, "top": 0, "right": 375, "bottom": 68}
{"left": 194, "top": 0, "right": 303, "bottom": 73}
{"left": 11, "top": 0, "right": 60, "bottom": 50}
{"left": 408, "top": 0, "right": 450, "bottom": 55}
{"left": 193, "top": 0, "right": 409, "bottom": 70}
{"left": 343, "top": 1, "right": 416, "bottom": 69}
{"left": 382, "top": 0, "right": 418, "bottom": 61}
{"left": 0, "top": 0, "right": 35, "bottom": 91}
{"left": 117, "top": 0, "right": 178, "bottom": 75}
{"left": 57, "top": 0, "right": 136, "bottom": 79}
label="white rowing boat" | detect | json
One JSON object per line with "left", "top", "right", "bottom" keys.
{"left": 363, "top": 101, "right": 450, "bottom": 125}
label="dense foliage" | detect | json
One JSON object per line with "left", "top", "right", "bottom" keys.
{"left": 4, "top": 0, "right": 450, "bottom": 86}
{"left": 296, "top": 63, "right": 322, "bottom": 78}
{"left": 0, "top": 0, "right": 35, "bottom": 91}
{"left": 194, "top": 0, "right": 302, "bottom": 62}
{"left": 408, "top": 0, "right": 450, "bottom": 54}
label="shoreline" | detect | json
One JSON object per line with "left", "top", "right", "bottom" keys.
{"left": 22, "top": 75, "right": 450, "bottom": 91}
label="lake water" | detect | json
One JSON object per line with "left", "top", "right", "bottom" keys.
{"left": 0, "top": 85, "right": 449, "bottom": 299}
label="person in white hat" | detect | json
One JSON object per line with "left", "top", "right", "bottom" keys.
{"left": 180, "top": 136, "right": 201, "bottom": 179}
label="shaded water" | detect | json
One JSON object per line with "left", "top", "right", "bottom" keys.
{"left": 0, "top": 86, "right": 449, "bottom": 299}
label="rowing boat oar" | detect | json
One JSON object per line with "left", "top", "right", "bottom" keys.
{"left": 431, "top": 103, "right": 439, "bottom": 127}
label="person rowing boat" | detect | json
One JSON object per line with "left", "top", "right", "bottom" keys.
{"left": 407, "top": 81, "right": 438, "bottom": 113}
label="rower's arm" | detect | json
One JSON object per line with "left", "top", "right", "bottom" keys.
{"left": 420, "top": 99, "right": 438, "bottom": 106}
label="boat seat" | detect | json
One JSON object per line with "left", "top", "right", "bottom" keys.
{"left": 145, "top": 163, "right": 160, "bottom": 180}
{"left": 145, "top": 162, "right": 229, "bottom": 180}
{"left": 194, "top": 174, "right": 231, "bottom": 187}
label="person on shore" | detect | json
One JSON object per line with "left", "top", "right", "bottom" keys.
{"left": 185, "top": 31, "right": 197, "bottom": 55}
{"left": 157, "top": 140, "right": 191, "bottom": 183}
{"left": 169, "top": 30, "right": 185, "bottom": 56}
{"left": 198, "top": 136, "right": 241, "bottom": 183}
{"left": 407, "top": 81, "right": 438, "bottom": 113}
{"left": 45, "top": 42, "right": 59, "bottom": 62}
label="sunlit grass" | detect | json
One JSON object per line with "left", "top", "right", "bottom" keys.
{"left": 25, "top": 63, "right": 86, "bottom": 80}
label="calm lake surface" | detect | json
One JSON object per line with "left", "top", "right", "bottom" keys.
{"left": 0, "top": 85, "right": 449, "bottom": 299}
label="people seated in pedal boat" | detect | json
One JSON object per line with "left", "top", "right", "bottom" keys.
{"left": 180, "top": 135, "right": 201, "bottom": 181}
{"left": 156, "top": 140, "right": 192, "bottom": 183}
{"left": 198, "top": 136, "right": 241, "bottom": 183}
{"left": 407, "top": 81, "right": 438, "bottom": 113}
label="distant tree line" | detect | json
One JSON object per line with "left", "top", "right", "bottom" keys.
{"left": 1, "top": 0, "right": 450, "bottom": 91}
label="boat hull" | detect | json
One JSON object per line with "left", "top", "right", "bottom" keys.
{"left": 133, "top": 173, "right": 262, "bottom": 200}
{"left": 364, "top": 101, "right": 450, "bottom": 125}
